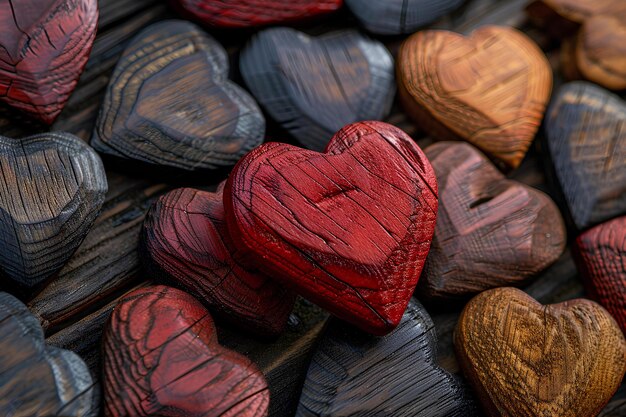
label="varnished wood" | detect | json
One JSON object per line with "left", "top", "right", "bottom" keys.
{"left": 419, "top": 142, "right": 566, "bottom": 301}
{"left": 397, "top": 25, "right": 552, "bottom": 170}
{"left": 240, "top": 28, "right": 395, "bottom": 151}
{"left": 455, "top": 287, "right": 626, "bottom": 417}
{"left": 92, "top": 20, "right": 265, "bottom": 171}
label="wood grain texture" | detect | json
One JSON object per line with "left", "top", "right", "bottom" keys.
{"left": 92, "top": 20, "right": 264, "bottom": 171}
{"left": 0, "top": 292, "right": 97, "bottom": 417}
{"left": 574, "top": 216, "right": 626, "bottom": 334}
{"left": 240, "top": 28, "right": 395, "bottom": 151}
{"left": 224, "top": 121, "right": 438, "bottom": 335}
{"left": 0, "top": 132, "right": 107, "bottom": 291}
{"left": 172, "top": 0, "right": 343, "bottom": 28}
{"left": 345, "top": 0, "right": 465, "bottom": 35}
{"left": 419, "top": 142, "right": 566, "bottom": 301}
{"left": 0, "top": 0, "right": 98, "bottom": 123}
{"left": 103, "top": 285, "right": 269, "bottom": 417}
{"left": 141, "top": 186, "right": 295, "bottom": 337}
{"left": 296, "top": 299, "right": 477, "bottom": 417}
{"left": 455, "top": 287, "right": 626, "bottom": 417}
{"left": 544, "top": 82, "right": 626, "bottom": 230}
{"left": 526, "top": 0, "right": 626, "bottom": 30}
{"left": 397, "top": 25, "right": 552, "bottom": 170}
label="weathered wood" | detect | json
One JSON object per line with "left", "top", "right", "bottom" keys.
{"left": 296, "top": 299, "right": 477, "bottom": 416}
{"left": 544, "top": 82, "right": 626, "bottom": 230}
{"left": 397, "top": 25, "right": 552, "bottom": 170}
{"left": 103, "top": 285, "right": 270, "bottom": 417}
{"left": 455, "top": 287, "right": 626, "bottom": 417}
{"left": 240, "top": 28, "right": 395, "bottom": 151}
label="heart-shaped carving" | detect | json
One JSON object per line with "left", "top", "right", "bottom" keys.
{"left": 224, "top": 121, "right": 438, "bottom": 335}
{"left": 92, "top": 20, "right": 264, "bottom": 172}
{"left": 103, "top": 285, "right": 270, "bottom": 417}
{"left": 0, "top": 132, "right": 107, "bottom": 290}
{"left": 240, "top": 28, "right": 395, "bottom": 151}
{"left": 545, "top": 82, "right": 626, "bottom": 229}
{"left": 173, "top": 0, "right": 343, "bottom": 28}
{"left": 574, "top": 216, "right": 626, "bottom": 334}
{"left": 296, "top": 299, "right": 477, "bottom": 416}
{"left": 0, "top": 292, "right": 96, "bottom": 416}
{"left": 455, "top": 287, "right": 626, "bottom": 417}
{"left": 345, "top": 0, "right": 465, "bottom": 35}
{"left": 398, "top": 26, "right": 552, "bottom": 170}
{"left": 418, "top": 142, "right": 566, "bottom": 301}
{"left": 0, "top": 0, "right": 98, "bottom": 124}
{"left": 526, "top": 0, "right": 626, "bottom": 32}
{"left": 141, "top": 185, "right": 295, "bottom": 337}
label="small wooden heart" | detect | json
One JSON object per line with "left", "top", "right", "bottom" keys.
{"left": 296, "top": 299, "right": 477, "bottom": 416}
{"left": 526, "top": 0, "right": 626, "bottom": 34}
{"left": 0, "top": 0, "right": 98, "bottom": 123}
{"left": 574, "top": 216, "right": 626, "bottom": 334}
{"left": 224, "top": 121, "right": 438, "bottom": 335}
{"left": 141, "top": 185, "right": 295, "bottom": 337}
{"left": 0, "top": 292, "right": 96, "bottom": 416}
{"left": 103, "top": 285, "right": 269, "bottom": 417}
{"left": 419, "top": 142, "right": 566, "bottom": 301}
{"left": 240, "top": 28, "right": 395, "bottom": 150}
{"left": 455, "top": 287, "right": 626, "bottom": 417}
{"left": 398, "top": 26, "right": 552, "bottom": 170}
{"left": 545, "top": 82, "right": 626, "bottom": 229}
{"left": 92, "top": 20, "right": 265, "bottom": 172}
{"left": 0, "top": 132, "right": 107, "bottom": 290}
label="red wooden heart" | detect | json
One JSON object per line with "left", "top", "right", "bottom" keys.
{"left": 141, "top": 185, "right": 295, "bottom": 337}
{"left": 224, "top": 121, "right": 438, "bottom": 335}
{"left": 0, "top": 0, "right": 98, "bottom": 123}
{"left": 103, "top": 285, "right": 270, "bottom": 417}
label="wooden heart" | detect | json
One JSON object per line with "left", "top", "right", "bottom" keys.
{"left": 103, "top": 285, "right": 269, "bottom": 417}
{"left": 141, "top": 185, "right": 295, "bottom": 337}
{"left": 526, "top": 0, "right": 626, "bottom": 34}
{"left": 0, "top": 0, "right": 98, "bottom": 124}
{"left": 0, "top": 292, "right": 96, "bottom": 416}
{"left": 173, "top": 0, "right": 343, "bottom": 28}
{"left": 574, "top": 216, "right": 626, "bottom": 334}
{"left": 345, "top": 0, "right": 465, "bottom": 35}
{"left": 419, "top": 142, "right": 566, "bottom": 301}
{"left": 455, "top": 287, "right": 626, "bottom": 417}
{"left": 545, "top": 82, "right": 626, "bottom": 229}
{"left": 240, "top": 28, "right": 395, "bottom": 151}
{"left": 0, "top": 132, "right": 107, "bottom": 290}
{"left": 398, "top": 26, "right": 552, "bottom": 170}
{"left": 296, "top": 299, "right": 477, "bottom": 416}
{"left": 92, "top": 20, "right": 264, "bottom": 171}
{"left": 224, "top": 121, "right": 438, "bottom": 335}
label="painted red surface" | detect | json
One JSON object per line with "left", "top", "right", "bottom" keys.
{"left": 0, "top": 0, "right": 98, "bottom": 124}
{"left": 103, "top": 285, "right": 269, "bottom": 417}
{"left": 173, "top": 0, "right": 343, "bottom": 28}
{"left": 225, "top": 121, "right": 438, "bottom": 335}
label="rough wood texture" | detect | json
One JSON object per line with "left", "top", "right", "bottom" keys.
{"left": 103, "top": 285, "right": 270, "bottom": 417}
{"left": 92, "top": 20, "right": 264, "bottom": 171}
{"left": 172, "top": 0, "right": 343, "bottom": 28}
{"left": 0, "top": 132, "right": 107, "bottom": 291}
{"left": 0, "top": 292, "right": 97, "bottom": 417}
{"left": 545, "top": 82, "right": 626, "bottom": 230}
{"left": 574, "top": 216, "right": 626, "bottom": 334}
{"left": 455, "top": 287, "right": 626, "bottom": 417}
{"left": 296, "top": 299, "right": 477, "bottom": 417}
{"left": 240, "top": 28, "right": 395, "bottom": 151}
{"left": 225, "top": 121, "right": 438, "bottom": 335}
{"left": 0, "top": 0, "right": 98, "bottom": 123}
{"left": 345, "top": 0, "right": 465, "bottom": 35}
{"left": 141, "top": 186, "right": 295, "bottom": 337}
{"left": 419, "top": 142, "right": 566, "bottom": 301}
{"left": 398, "top": 25, "right": 552, "bottom": 170}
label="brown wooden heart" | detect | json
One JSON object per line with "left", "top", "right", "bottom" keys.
{"left": 398, "top": 25, "right": 552, "bottom": 170}
{"left": 455, "top": 287, "right": 626, "bottom": 417}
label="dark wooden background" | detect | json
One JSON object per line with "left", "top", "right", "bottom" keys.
{"left": 0, "top": 0, "right": 624, "bottom": 416}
